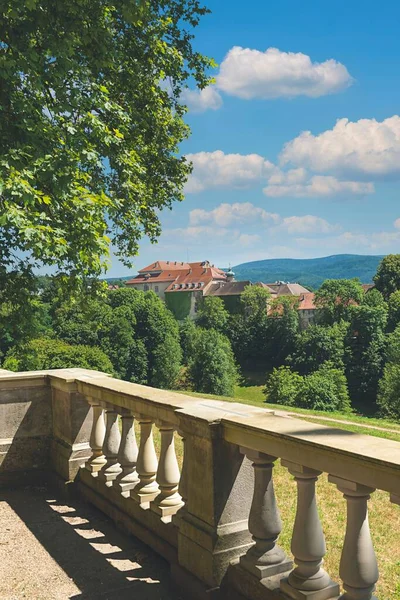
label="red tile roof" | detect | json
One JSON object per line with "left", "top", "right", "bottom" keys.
{"left": 125, "top": 260, "right": 227, "bottom": 290}
{"left": 139, "top": 261, "right": 191, "bottom": 273}
{"left": 298, "top": 292, "right": 316, "bottom": 310}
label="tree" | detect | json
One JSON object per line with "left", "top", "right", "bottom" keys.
{"left": 267, "top": 296, "right": 300, "bottom": 367}
{"left": 3, "top": 337, "right": 113, "bottom": 373}
{"left": 0, "top": 1, "right": 213, "bottom": 294}
{"left": 188, "top": 329, "right": 237, "bottom": 396}
{"left": 387, "top": 290, "right": 400, "bottom": 332}
{"left": 264, "top": 363, "right": 351, "bottom": 412}
{"left": 315, "top": 279, "right": 364, "bottom": 325}
{"left": 264, "top": 366, "right": 303, "bottom": 407}
{"left": 288, "top": 323, "right": 347, "bottom": 375}
{"left": 52, "top": 287, "right": 182, "bottom": 387}
{"left": 196, "top": 297, "right": 229, "bottom": 332}
{"left": 344, "top": 303, "right": 388, "bottom": 409}
{"left": 377, "top": 324, "right": 400, "bottom": 419}
{"left": 374, "top": 255, "right": 400, "bottom": 299}
{"left": 240, "top": 286, "right": 270, "bottom": 321}
{"left": 227, "top": 286, "right": 271, "bottom": 369}
{"left": 179, "top": 317, "right": 199, "bottom": 365}
{"left": 300, "top": 365, "right": 351, "bottom": 412}
{"left": 133, "top": 291, "right": 182, "bottom": 388}
{"left": 377, "top": 363, "right": 400, "bottom": 419}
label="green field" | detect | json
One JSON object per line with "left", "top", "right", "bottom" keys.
{"left": 182, "top": 383, "right": 400, "bottom": 442}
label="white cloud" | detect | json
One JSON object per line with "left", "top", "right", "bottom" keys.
{"left": 280, "top": 215, "right": 340, "bottom": 235}
{"left": 394, "top": 218, "right": 400, "bottom": 230}
{"left": 181, "top": 86, "right": 223, "bottom": 113}
{"left": 189, "top": 202, "right": 280, "bottom": 226}
{"left": 280, "top": 116, "right": 400, "bottom": 178}
{"left": 296, "top": 229, "right": 400, "bottom": 252}
{"left": 185, "top": 150, "right": 275, "bottom": 193}
{"left": 238, "top": 233, "right": 261, "bottom": 247}
{"left": 264, "top": 169, "right": 374, "bottom": 197}
{"left": 217, "top": 47, "right": 353, "bottom": 99}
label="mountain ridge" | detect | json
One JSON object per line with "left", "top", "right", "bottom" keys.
{"left": 232, "top": 254, "right": 384, "bottom": 289}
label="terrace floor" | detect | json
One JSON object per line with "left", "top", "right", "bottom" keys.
{"left": 0, "top": 482, "right": 178, "bottom": 600}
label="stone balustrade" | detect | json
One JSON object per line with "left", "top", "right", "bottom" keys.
{"left": 0, "top": 368, "right": 399, "bottom": 600}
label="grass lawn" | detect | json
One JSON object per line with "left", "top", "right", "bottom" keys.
{"left": 181, "top": 385, "right": 400, "bottom": 442}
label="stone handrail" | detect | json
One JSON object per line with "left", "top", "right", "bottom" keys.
{"left": 1, "top": 368, "right": 399, "bottom": 600}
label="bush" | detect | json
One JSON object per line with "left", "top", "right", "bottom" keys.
{"left": 188, "top": 328, "right": 237, "bottom": 396}
{"left": 299, "top": 366, "right": 351, "bottom": 412}
{"left": 264, "top": 366, "right": 303, "bottom": 406}
{"left": 264, "top": 364, "right": 351, "bottom": 412}
{"left": 377, "top": 324, "right": 400, "bottom": 418}
{"left": 377, "top": 363, "right": 400, "bottom": 419}
{"left": 3, "top": 337, "right": 113, "bottom": 373}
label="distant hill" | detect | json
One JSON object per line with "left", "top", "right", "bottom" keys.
{"left": 232, "top": 254, "right": 384, "bottom": 289}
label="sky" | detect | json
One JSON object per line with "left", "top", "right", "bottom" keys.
{"left": 110, "top": 0, "right": 400, "bottom": 277}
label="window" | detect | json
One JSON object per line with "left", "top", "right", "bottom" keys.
{"left": 144, "top": 284, "right": 149, "bottom": 291}
{"left": 155, "top": 286, "right": 159, "bottom": 292}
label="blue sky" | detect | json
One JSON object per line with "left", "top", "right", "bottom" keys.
{"left": 110, "top": 0, "right": 400, "bottom": 276}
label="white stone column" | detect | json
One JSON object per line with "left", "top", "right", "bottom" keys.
{"left": 329, "top": 476, "right": 379, "bottom": 600}
{"left": 86, "top": 401, "right": 106, "bottom": 476}
{"left": 131, "top": 417, "right": 159, "bottom": 508}
{"left": 239, "top": 449, "right": 292, "bottom": 579}
{"left": 281, "top": 462, "right": 339, "bottom": 600}
{"left": 151, "top": 422, "right": 183, "bottom": 522}
{"left": 98, "top": 408, "right": 122, "bottom": 487}
{"left": 115, "top": 411, "right": 139, "bottom": 497}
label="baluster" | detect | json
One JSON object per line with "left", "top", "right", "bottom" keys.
{"left": 329, "top": 476, "right": 379, "bottom": 600}
{"left": 115, "top": 411, "right": 139, "bottom": 497}
{"left": 151, "top": 422, "right": 183, "bottom": 522}
{"left": 99, "top": 407, "right": 122, "bottom": 487}
{"left": 178, "top": 432, "right": 188, "bottom": 507}
{"left": 281, "top": 462, "right": 339, "bottom": 599}
{"left": 239, "top": 449, "right": 292, "bottom": 579}
{"left": 131, "top": 417, "right": 159, "bottom": 509}
{"left": 86, "top": 401, "right": 106, "bottom": 476}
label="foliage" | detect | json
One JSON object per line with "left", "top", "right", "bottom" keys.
{"left": 0, "top": 0, "right": 213, "bottom": 299}
{"left": 377, "top": 324, "right": 400, "bottom": 418}
{"left": 0, "top": 290, "right": 52, "bottom": 359}
{"left": 315, "top": 278, "right": 364, "bottom": 325}
{"left": 240, "top": 285, "right": 270, "bottom": 321}
{"left": 377, "top": 364, "right": 400, "bottom": 419}
{"left": 288, "top": 323, "right": 347, "bottom": 375}
{"left": 165, "top": 291, "right": 192, "bottom": 320}
{"left": 3, "top": 337, "right": 113, "bottom": 373}
{"left": 267, "top": 296, "right": 300, "bottom": 366}
{"left": 387, "top": 290, "right": 400, "bottom": 332}
{"left": 264, "top": 366, "right": 303, "bottom": 407}
{"left": 52, "top": 287, "right": 181, "bottom": 388}
{"left": 300, "top": 365, "right": 351, "bottom": 412}
{"left": 345, "top": 303, "right": 388, "bottom": 408}
{"left": 362, "top": 288, "right": 386, "bottom": 309}
{"left": 374, "top": 254, "right": 400, "bottom": 299}
{"left": 196, "top": 296, "right": 229, "bottom": 332}
{"left": 265, "top": 364, "right": 350, "bottom": 412}
{"left": 179, "top": 317, "right": 199, "bottom": 364}
{"left": 188, "top": 329, "right": 237, "bottom": 396}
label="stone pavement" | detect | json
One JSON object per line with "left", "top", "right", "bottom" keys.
{"left": 0, "top": 482, "right": 179, "bottom": 600}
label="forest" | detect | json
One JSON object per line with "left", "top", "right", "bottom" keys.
{"left": 2, "top": 254, "right": 400, "bottom": 421}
